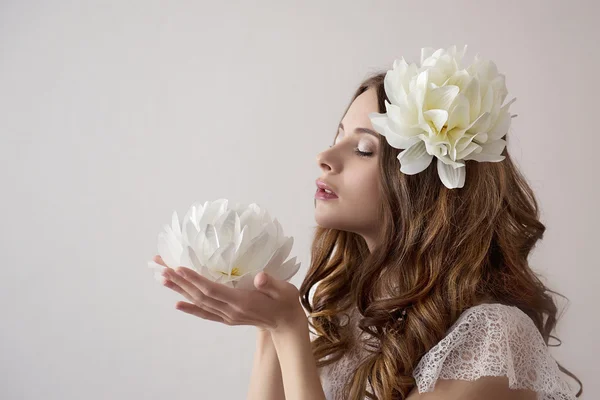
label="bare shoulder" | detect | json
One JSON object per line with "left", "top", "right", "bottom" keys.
{"left": 405, "top": 376, "right": 538, "bottom": 400}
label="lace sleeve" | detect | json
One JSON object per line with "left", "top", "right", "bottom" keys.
{"left": 412, "top": 303, "right": 578, "bottom": 400}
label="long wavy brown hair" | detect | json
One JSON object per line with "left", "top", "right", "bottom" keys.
{"left": 299, "top": 71, "right": 583, "bottom": 399}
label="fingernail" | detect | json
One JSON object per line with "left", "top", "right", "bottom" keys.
{"left": 257, "top": 273, "right": 267, "bottom": 286}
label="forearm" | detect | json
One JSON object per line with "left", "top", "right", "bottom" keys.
{"left": 246, "top": 329, "right": 286, "bottom": 400}
{"left": 270, "top": 316, "right": 326, "bottom": 400}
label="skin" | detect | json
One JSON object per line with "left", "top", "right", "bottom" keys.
{"left": 154, "top": 255, "right": 326, "bottom": 400}
{"left": 315, "top": 87, "right": 383, "bottom": 253}
{"left": 153, "top": 255, "right": 305, "bottom": 333}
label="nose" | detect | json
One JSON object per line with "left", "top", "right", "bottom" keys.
{"left": 316, "top": 148, "right": 334, "bottom": 173}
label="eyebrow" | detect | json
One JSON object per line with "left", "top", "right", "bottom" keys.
{"left": 337, "top": 122, "right": 379, "bottom": 138}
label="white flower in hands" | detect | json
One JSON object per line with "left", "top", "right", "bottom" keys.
{"left": 368, "top": 45, "right": 517, "bottom": 189}
{"left": 148, "top": 199, "right": 301, "bottom": 290}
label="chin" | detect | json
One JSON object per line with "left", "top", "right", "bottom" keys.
{"left": 314, "top": 209, "right": 339, "bottom": 229}
{"left": 314, "top": 209, "right": 352, "bottom": 231}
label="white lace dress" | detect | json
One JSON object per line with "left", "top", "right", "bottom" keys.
{"left": 317, "top": 303, "right": 578, "bottom": 400}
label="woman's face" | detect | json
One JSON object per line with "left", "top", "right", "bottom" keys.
{"left": 315, "top": 87, "right": 383, "bottom": 251}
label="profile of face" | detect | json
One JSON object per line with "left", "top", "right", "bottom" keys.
{"left": 315, "top": 87, "right": 383, "bottom": 246}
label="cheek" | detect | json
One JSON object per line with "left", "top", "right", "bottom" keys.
{"left": 352, "top": 166, "right": 380, "bottom": 193}
{"left": 313, "top": 165, "right": 381, "bottom": 229}
{"left": 345, "top": 166, "right": 381, "bottom": 204}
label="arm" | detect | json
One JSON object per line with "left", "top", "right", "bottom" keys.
{"left": 270, "top": 314, "right": 327, "bottom": 400}
{"left": 160, "top": 265, "right": 320, "bottom": 399}
{"left": 246, "top": 329, "right": 286, "bottom": 400}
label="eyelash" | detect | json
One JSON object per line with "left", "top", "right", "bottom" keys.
{"left": 329, "top": 145, "right": 373, "bottom": 157}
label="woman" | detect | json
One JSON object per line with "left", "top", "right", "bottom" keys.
{"left": 154, "top": 46, "right": 583, "bottom": 400}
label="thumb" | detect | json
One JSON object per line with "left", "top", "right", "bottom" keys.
{"left": 254, "top": 271, "right": 282, "bottom": 299}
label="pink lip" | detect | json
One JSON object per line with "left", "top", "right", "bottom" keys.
{"left": 315, "top": 188, "right": 339, "bottom": 200}
{"left": 315, "top": 179, "right": 338, "bottom": 195}
{"left": 315, "top": 179, "right": 339, "bottom": 200}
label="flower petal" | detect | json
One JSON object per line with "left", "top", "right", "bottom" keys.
{"left": 426, "top": 85, "right": 460, "bottom": 111}
{"left": 445, "top": 69, "right": 472, "bottom": 91}
{"left": 463, "top": 77, "right": 481, "bottom": 121}
{"left": 472, "top": 131, "right": 488, "bottom": 144}
{"left": 171, "top": 211, "right": 182, "bottom": 241}
{"left": 420, "top": 47, "right": 437, "bottom": 64}
{"left": 437, "top": 159, "right": 466, "bottom": 189}
{"left": 264, "top": 236, "right": 294, "bottom": 273}
{"left": 447, "top": 94, "right": 469, "bottom": 131}
{"left": 487, "top": 110, "right": 511, "bottom": 141}
{"left": 463, "top": 139, "right": 507, "bottom": 162}
{"left": 158, "top": 231, "right": 181, "bottom": 268}
{"left": 456, "top": 141, "right": 481, "bottom": 160}
{"left": 467, "top": 111, "right": 491, "bottom": 134}
{"left": 423, "top": 109, "right": 449, "bottom": 133}
{"left": 383, "top": 122, "right": 423, "bottom": 149}
{"left": 480, "top": 84, "right": 495, "bottom": 114}
{"left": 268, "top": 256, "right": 301, "bottom": 282}
{"left": 398, "top": 141, "right": 434, "bottom": 175}
{"left": 368, "top": 111, "right": 388, "bottom": 135}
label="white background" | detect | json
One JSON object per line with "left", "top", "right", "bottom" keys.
{"left": 1, "top": 0, "right": 596, "bottom": 398}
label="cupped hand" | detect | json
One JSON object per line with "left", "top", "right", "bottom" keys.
{"left": 153, "top": 255, "right": 306, "bottom": 333}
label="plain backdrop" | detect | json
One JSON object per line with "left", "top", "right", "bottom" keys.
{"left": 1, "top": 0, "right": 597, "bottom": 399}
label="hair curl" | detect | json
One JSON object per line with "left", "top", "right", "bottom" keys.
{"left": 299, "top": 72, "right": 583, "bottom": 399}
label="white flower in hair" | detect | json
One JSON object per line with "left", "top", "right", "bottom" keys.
{"left": 147, "top": 199, "right": 301, "bottom": 290}
{"left": 368, "top": 45, "right": 517, "bottom": 189}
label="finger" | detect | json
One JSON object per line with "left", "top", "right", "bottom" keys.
{"left": 159, "top": 272, "right": 232, "bottom": 321}
{"left": 253, "top": 271, "right": 291, "bottom": 300}
{"left": 175, "top": 301, "right": 232, "bottom": 325}
{"left": 159, "top": 274, "right": 194, "bottom": 300}
{"left": 176, "top": 301, "right": 262, "bottom": 328}
{"left": 174, "top": 266, "right": 243, "bottom": 304}
{"left": 154, "top": 255, "right": 167, "bottom": 267}
{"left": 163, "top": 268, "right": 239, "bottom": 318}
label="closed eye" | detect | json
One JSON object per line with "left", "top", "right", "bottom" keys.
{"left": 354, "top": 148, "right": 373, "bottom": 157}
{"left": 329, "top": 145, "right": 373, "bottom": 158}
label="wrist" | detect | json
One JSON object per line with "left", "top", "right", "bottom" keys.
{"left": 257, "top": 327, "right": 271, "bottom": 335}
{"left": 270, "top": 308, "right": 309, "bottom": 337}
{"left": 255, "top": 328, "right": 277, "bottom": 353}
{"left": 256, "top": 328, "right": 272, "bottom": 344}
